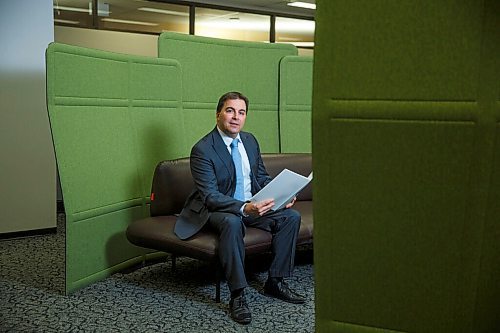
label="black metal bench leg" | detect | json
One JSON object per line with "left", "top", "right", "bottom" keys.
{"left": 171, "top": 254, "right": 177, "bottom": 271}
{"left": 215, "top": 262, "right": 222, "bottom": 303}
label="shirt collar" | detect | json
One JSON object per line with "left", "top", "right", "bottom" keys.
{"left": 216, "top": 126, "right": 241, "bottom": 147}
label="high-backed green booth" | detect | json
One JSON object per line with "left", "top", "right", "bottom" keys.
{"left": 313, "top": 0, "right": 500, "bottom": 332}
{"left": 47, "top": 35, "right": 313, "bottom": 293}
{"left": 46, "top": 43, "right": 184, "bottom": 292}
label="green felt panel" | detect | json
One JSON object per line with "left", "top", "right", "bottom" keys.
{"left": 471, "top": 121, "right": 500, "bottom": 333}
{"left": 49, "top": 105, "right": 142, "bottom": 215}
{"left": 158, "top": 32, "right": 297, "bottom": 153}
{"left": 131, "top": 107, "right": 186, "bottom": 196}
{"left": 182, "top": 109, "right": 218, "bottom": 151}
{"left": 279, "top": 113, "right": 311, "bottom": 153}
{"left": 66, "top": 206, "right": 146, "bottom": 292}
{"left": 314, "top": 0, "right": 499, "bottom": 332}
{"left": 318, "top": 116, "right": 474, "bottom": 332}
{"left": 53, "top": 51, "right": 128, "bottom": 100}
{"left": 318, "top": 320, "right": 404, "bottom": 333}
{"left": 242, "top": 110, "right": 279, "bottom": 153}
{"left": 130, "top": 61, "right": 185, "bottom": 194}
{"left": 279, "top": 56, "right": 313, "bottom": 153}
{"left": 46, "top": 43, "right": 182, "bottom": 293}
{"left": 315, "top": 0, "right": 482, "bottom": 101}
{"left": 130, "top": 60, "right": 182, "bottom": 103}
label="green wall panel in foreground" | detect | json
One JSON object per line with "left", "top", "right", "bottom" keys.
{"left": 313, "top": 0, "right": 499, "bottom": 332}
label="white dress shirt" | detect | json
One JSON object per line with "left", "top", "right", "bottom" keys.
{"left": 217, "top": 127, "right": 252, "bottom": 201}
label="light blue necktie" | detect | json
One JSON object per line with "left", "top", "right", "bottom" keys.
{"left": 230, "top": 138, "right": 245, "bottom": 201}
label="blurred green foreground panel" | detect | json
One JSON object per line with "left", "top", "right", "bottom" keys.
{"left": 312, "top": 1, "right": 500, "bottom": 332}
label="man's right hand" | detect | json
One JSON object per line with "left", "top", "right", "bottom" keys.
{"left": 243, "top": 199, "right": 275, "bottom": 217}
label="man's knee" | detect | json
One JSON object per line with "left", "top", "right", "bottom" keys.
{"left": 276, "top": 209, "right": 301, "bottom": 232}
{"left": 290, "top": 208, "right": 301, "bottom": 220}
{"left": 284, "top": 209, "right": 301, "bottom": 224}
{"left": 221, "top": 214, "right": 244, "bottom": 236}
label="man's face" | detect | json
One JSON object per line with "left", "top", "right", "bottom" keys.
{"left": 216, "top": 98, "right": 247, "bottom": 138}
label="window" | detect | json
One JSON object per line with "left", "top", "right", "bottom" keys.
{"left": 53, "top": 0, "right": 314, "bottom": 50}
{"left": 53, "top": 0, "right": 93, "bottom": 28}
{"left": 54, "top": 0, "right": 189, "bottom": 34}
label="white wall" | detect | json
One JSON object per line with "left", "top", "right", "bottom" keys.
{"left": 0, "top": 0, "right": 56, "bottom": 233}
{"left": 298, "top": 48, "right": 314, "bottom": 57}
{"left": 54, "top": 26, "right": 158, "bottom": 57}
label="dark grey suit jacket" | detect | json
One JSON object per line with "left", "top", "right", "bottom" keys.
{"left": 174, "top": 127, "right": 271, "bottom": 240}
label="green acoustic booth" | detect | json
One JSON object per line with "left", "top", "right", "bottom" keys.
{"left": 46, "top": 35, "right": 313, "bottom": 294}
{"left": 313, "top": 1, "right": 500, "bottom": 332}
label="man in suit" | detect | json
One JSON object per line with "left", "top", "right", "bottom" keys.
{"left": 174, "top": 91, "right": 305, "bottom": 324}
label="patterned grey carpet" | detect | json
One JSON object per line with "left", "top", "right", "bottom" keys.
{"left": 0, "top": 214, "right": 315, "bottom": 332}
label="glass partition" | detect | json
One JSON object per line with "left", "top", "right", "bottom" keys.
{"left": 53, "top": 0, "right": 93, "bottom": 28}
{"left": 54, "top": 0, "right": 189, "bottom": 34}
{"left": 53, "top": 1, "right": 314, "bottom": 50}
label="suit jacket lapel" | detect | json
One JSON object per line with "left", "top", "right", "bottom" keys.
{"left": 240, "top": 132, "right": 257, "bottom": 167}
{"left": 210, "top": 127, "right": 234, "bottom": 178}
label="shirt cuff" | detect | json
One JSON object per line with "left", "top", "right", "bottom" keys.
{"left": 240, "top": 203, "right": 249, "bottom": 217}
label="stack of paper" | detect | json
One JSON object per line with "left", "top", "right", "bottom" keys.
{"left": 250, "top": 169, "right": 313, "bottom": 211}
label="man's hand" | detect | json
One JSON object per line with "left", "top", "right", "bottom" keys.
{"left": 244, "top": 199, "right": 275, "bottom": 217}
{"left": 285, "top": 196, "right": 297, "bottom": 209}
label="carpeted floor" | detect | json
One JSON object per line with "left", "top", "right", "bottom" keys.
{"left": 0, "top": 214, "right": 315, "bottom": 332}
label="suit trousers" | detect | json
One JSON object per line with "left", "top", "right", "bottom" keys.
{"left": 207, "top": 208, "right": 301, "bottom": 292}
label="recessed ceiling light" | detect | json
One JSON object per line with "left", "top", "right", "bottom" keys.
{"left": 287, "top": 1, "right": 316, "bottom": 10}
{"left": 137, "top": 7, "right": 189, "bottom": 16}
{"left": 101, "top": 18, "right": 159, "bottom": 26}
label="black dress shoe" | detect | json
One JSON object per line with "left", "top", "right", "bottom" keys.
{"left": 264, "top": 279, "right": 306, "bottom": 304}
{"left": 229, "top": 294, "right": 252, "bottom": 324}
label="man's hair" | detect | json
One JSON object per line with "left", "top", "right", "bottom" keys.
{"left": 216, "top": 91, "right": 249, "bottom": 114}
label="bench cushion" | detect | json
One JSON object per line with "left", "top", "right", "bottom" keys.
{"left": 127, "top": 216, "right": 272, "bottom": 261}
{"left": 127, "top": 202, "right": 312, "bottom": 261}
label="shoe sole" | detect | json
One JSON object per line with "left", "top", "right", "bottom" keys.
{"left": 263, "top": 291, "right": 306, "bottom": 304}
{"left": 232, "top": 316, "right": 251, "bottom": 325}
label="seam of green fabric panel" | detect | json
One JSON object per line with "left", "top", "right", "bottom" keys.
{"left": 54, "top": 97, "right": 128, "bottom": 106}
{"left": 70, "top": 198, "right": 144, "bottom": 223}
{"left": 282, "top": 105, "right": 311, "bottom": 111}
{"left": 131, "top": 100, "right": 180, "bottom": 108}
{"left": 325, "top": 100, "right": 477, "bottom": 122}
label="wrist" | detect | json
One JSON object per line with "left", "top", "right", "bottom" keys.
{"left": 241, "top": 202, "right": 249, "bottom": 217}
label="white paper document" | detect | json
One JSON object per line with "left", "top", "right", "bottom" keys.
{"left": 250, "top": 169, "right": 313, "bottom": 211}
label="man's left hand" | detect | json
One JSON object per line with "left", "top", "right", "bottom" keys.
{"left": 285, "top": 197, "right": 297, "bottom": 209}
